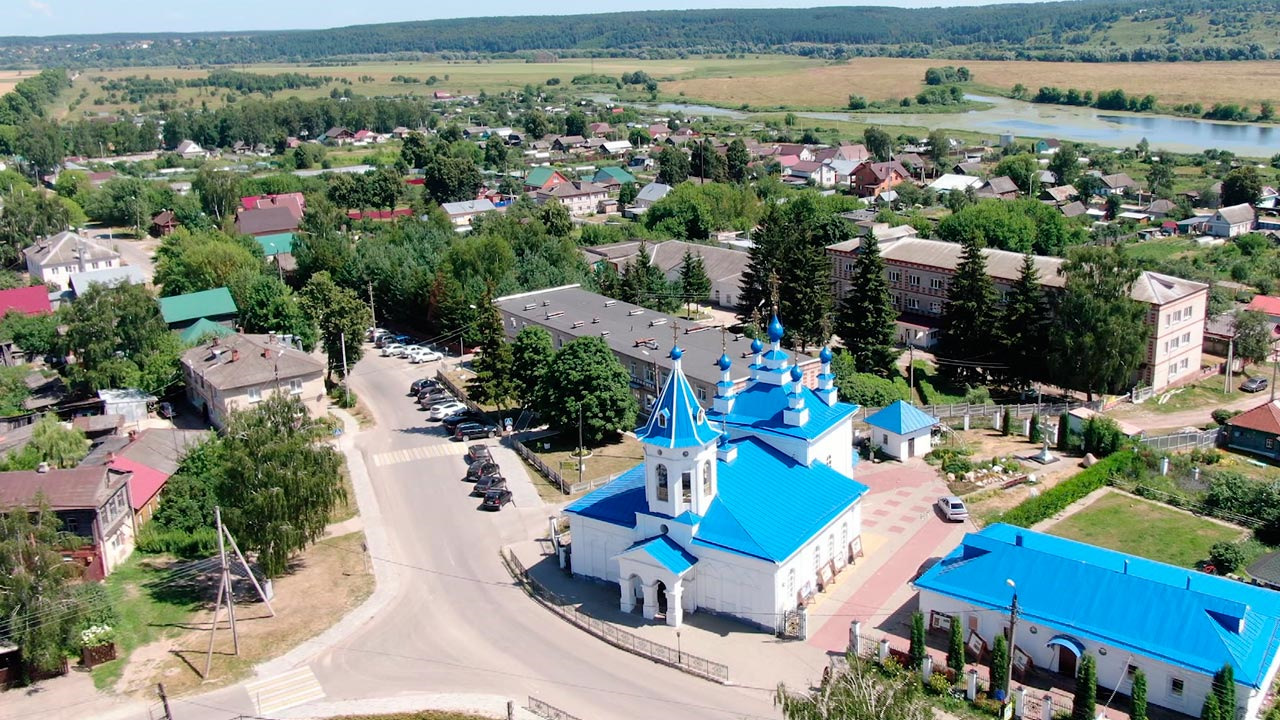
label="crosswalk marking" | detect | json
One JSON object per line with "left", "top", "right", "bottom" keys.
{"left": 371, "top": 442, "right": 469, "bottom": 467}
{"left": 245, "top": 666, "right": 325, "bottom": 715}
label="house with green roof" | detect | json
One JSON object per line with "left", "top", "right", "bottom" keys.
{"left": 255, "top": 232, "right": 294, "bottom": 257}
{"left": 523, "top": 167, "right": 569, "bottom": 192}
{"left": 179, "top": 318, "right": 235, "bottom": 345}
{"left": 158, "top": 287, "right": 238, "bottom": 332}
{"left": 592, "top": 166, "right": 637, "bottom": 190}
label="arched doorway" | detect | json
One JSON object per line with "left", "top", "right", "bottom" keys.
{"left": 655, "top": 580, "right": 668, "bottom": 615}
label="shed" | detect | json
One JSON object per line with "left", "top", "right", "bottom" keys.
{"left": 864, "top": 400, "right": 938, "bottom": 459}
{"left": 97, "top": 389, "right": 156, "bottom": 425}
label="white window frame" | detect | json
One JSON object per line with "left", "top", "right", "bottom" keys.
{"left": 289, "top": 378, "right": 304, "bottom": 395}
{"left": 929, "top": 277, "right": 944, "bottom": 290}
{"left": 887, "top": 269, "right": 901, "bottom": 283}
{"left": 247, "top": 386, "right": 262, "bottom": 402}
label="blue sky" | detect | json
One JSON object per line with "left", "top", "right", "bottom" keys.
{"left": 11, "top": 0, "right": 1024, "bottom": 37}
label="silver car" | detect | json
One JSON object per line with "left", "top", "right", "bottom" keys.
{"left": 936, "top": 495, "right": 969, "bottom": 522}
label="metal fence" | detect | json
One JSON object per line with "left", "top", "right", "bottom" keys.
{"left": 857, "top": 401, "right": 1086, "bottom": 424}
{"left": 527, "top": 697, "right": 585, "bottom": 720}
{"left": 500, "top": 549, "right": 731, "bottom": 683}
{"left": 1138, "top": 428, "right": 1221, "bottom": 451}
{"left": 511, "top": 436, "right": 618, "bottom": 496}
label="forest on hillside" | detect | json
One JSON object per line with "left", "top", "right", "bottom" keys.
{"left": 2, "top": 0, "right": 1279, "bottom": 67}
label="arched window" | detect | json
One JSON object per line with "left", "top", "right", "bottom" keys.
{"left": 813, "top": 545, "right": 821, "bottom": 574}
{"left": 702, "top": 460, "right": 712, "bottom": 495}
{"left": 827, "top": 535, "right": 834, "bottom": 566}
{"left": 841, "top": 523, "right": 848, "bottom": 557}
{"left": 657, "top": 411, "right": 668, "bottom": 428}
{"left": 681, "top": 471, "right": 692, "bottom": 502}
{"left": 657, "top": 465, "right": 669, "bottom": 501}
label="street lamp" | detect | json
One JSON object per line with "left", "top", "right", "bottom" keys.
{"left": 908, "top": 330, "right": 924, "bottom": 399}
{"left": 1004, "top": 578, "right": 1019, "bottom": 703}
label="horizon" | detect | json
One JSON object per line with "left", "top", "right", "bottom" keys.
{"left": 11, "top": 0, "right": 1035, "bottom": 38}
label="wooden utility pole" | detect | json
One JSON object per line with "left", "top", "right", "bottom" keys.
{"left": 202, "top": 507, "right": 274, "bottom": 680}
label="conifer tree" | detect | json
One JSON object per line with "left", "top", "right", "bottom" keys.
{"left": 989, "top": 634, "right": 1010, "bottom": 696}
{"left": 467, "top": 291, "right": 516, "bottom": 409}
{"left": 998, "top": 254, "right": 1048, "bottom": 391}
{"left": 679, "top": 250, "right": 712, "bottom": 315}
{"left": 835, "top": 235, "right": 899, "bottom": 377}
{"left": 1213, "top": 664, "right": 1236, "bottom": 719}
{"left": 726, "top": 138, "right": 750, "bottom": 183}
{"left": 947, "top": 619, "right": 966, "bottom": 677}
{"left": 1131, "top": 669, "right": 1148, "bottom": 720}
{"left": 1201, "top": 688, "right": 1222, "bottom": 720}
{"left": 908, "top": 611, "right": 927, "bottom": 671}
{"left": 937, "top": 238, "right": 996, "bottom": 385}
{"left": 1073, "top": 654, "right": 1098, "bottom": 720}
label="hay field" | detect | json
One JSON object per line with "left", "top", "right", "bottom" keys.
{"left": 0, "top": 69, "right": 34, "bottom": 97}
{"left": 664, "top": 57, "right": 1280, "bottom": 110}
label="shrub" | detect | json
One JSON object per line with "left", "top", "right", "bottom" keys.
{"left": 925, "top": 446, "right": 974, "bottom": 476}
{"left": 1081, "top": 415, "right": 1126, "bottom": 457}
{"left": 1001, "top": 408, "right": 1013, "bottom": 436}
{"left": 909, "top": 611, "right": 927, "bottom": 670}
{"left": 1208, "top": 541, "right": 1246, "bottom": 574}
{"left": 927, "top": 671, "right": 952, "bottom": 695}
{"left": 1212, "top": 408, "right": 1242, "bottom": 425}
{"left": 1132, "top": 669, "right": 1148, "bottom": 720}
{"left": 995, "top": 452, "right": 1144, "bottom": 527}
{"left": 137, "top": 524, "right": 219, "bottom": 557}
{"left": 1029, "top": 413, "right": 1042, "bottom": 443}
{"left": 329, "top": 384, "right": 358, "bottom": 409}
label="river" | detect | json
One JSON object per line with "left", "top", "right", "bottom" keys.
{"left": 642, "top": 96, "right": 1278, "bottom": 157}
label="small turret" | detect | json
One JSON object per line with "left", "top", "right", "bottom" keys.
{"left": 783, "top": 364, "right": 809, "bottom": 426}
{"left": 815, "top": 346, "right": 838, "bottom": 407}
{"left": 749, "top": 337, "right": 764, "bottom": 381}
{"left": 713, "top": 352, "right": 736, "bottom": 414}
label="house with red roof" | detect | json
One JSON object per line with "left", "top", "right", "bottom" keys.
{"left": 1247, "top": 295, "right": 1280, "bottom": 325}
{"left": 0, "top": 285, "right": 52, "bottom": 317}
{"left": 852, "top": 161, "right": 910, "bottom": 198}
{"left": 1225, "top": 400, "right": 1280, "bottom": 461}
{"left": 240, "top": 192, "right": 306, "bottom": 222}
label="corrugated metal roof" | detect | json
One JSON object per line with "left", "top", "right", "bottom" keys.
{"left": 637, "top": 348, "right": 720, "bottom": 449}
{"left": 916, "top": 524, "right": 1280, "bottom": 688}
{"left": 619, "top": 535, "right": 698, "bottom": 575}
{"left": 159, "top": 287, "right": 237, "bottom": 325}
{"left": 179, "top": 318, "right": 235, "bottom": 345}
{"left": 1226, "top": 401, "right": 1280, "bottom": 436}
{"left": 707, "top": 379, "right": 858, "bottom": 442}
{"left": 864, "top": 400, "right": 938, "bottom": 435}
{"left": 568, "top": 436, "right": 867, "bottom": 563}
{"left": 255, "top": 232, "right": 295, "bottom": 257}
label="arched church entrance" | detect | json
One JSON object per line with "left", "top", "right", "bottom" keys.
{"left": 656, "top": 580, "right": 668, "bottom": 615}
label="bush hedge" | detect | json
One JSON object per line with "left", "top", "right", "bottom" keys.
{"left": 993, "top": 452, "right": 1146, "bottom": 527}
{"left": 137, "top": 524, "right": 219, "bottom": 557}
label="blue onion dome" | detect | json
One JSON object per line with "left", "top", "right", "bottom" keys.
{"left": 670, "top": 345, "right": 684, "bottom": 361}
{"left": 750, "top": 337, "right": 764, "bottom": 353}
{"left": 819, "top": 346, "right": 833, "bottom": 363}
{"left": 767, "top": 315, "right": 785, "bottom": 342}
{"left": 790, "top": 365, "right": 803, "bottom": 382}
{"left": 718, "top": 353, "right": 732, "bottom": 371}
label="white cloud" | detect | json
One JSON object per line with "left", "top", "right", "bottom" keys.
{"left": 27, "top": 0, "right": 53, "bottom": 17}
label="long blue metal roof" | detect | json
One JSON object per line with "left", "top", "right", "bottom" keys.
{"left": 915, "top": 524, "right": 1280, "bottom": 688}
{"left": 707, "top": 381, "right": 859, "bottom": 441}
{"left": 567, "top": 437, "right": 868, "bottom": 563}
{"left": 619, "top": 535, "right": 698, "bottom": 575}
{"left": 864, "top": 400, "right": 938, "bottom": 435}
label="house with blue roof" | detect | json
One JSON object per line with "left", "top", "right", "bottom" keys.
{"left": 567, "top": 315, "right": 868, "bottom": 631}
{"left": 864, "top": 400, "right": 938, "bottom": 459}
{"left": 916, "top": 525, "right": 1280, "bottom": 719}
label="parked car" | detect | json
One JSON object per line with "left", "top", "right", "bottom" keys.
{"left": 389, "top": 345, "right": 414, "bottom": 358}
{"left": 429, "top": 401, "right": 468, "bottom": 420}
{"left": 417, "top": 393, "right": 452, "bottom": 410}
{"left": 936, "top": 495, "right": 969, "bottom": 522}
{"left": 442, "top": 411, "right": 485, "bottom": 433}
{"left": 410, "top": 378, "right": 439, "bottom": 395}
{"left": 366, "top": 327, "right": 388, "bottom": 342}
{"left": 1241, "top": 377, "right": 1269, "bottom": 393}
{"left": 380, "top": 343, "right": 406, "bottom": 357}
{"left": 472, "top": 474, "right": 507, "bottom": 496}
{"left": 455, "top": 422, "right": 500, "bottom": 441}
{"left": 481, "top": 487, "right": 513, "bottom": 511}
{"left": 466, "top": 444, "right": 492, "bottom": 465}
{"left": 411, "top": 346, "right": 443, "bottom": 363}
{"left": 465, "top": 460, "right": 501, "bottom": 482}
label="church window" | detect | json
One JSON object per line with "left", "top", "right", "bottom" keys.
{"left": 827, "top": 535, "right": 834, "bottom": 565}
{"left": 657, "top": 465, "right": 669, "bottom": 501}
{"left": 702, "top": 460, "right": 712, "bottom": 495}
{"left": 681, "top": 472, "right": 692, "bottom": 502}
{"left": 788, "top": 569, "right": 795, "bottom": 598}
{"left": 813, "top": 546, "right": 821, "bottom": 574}
{"left": 657, "top": 411, "right": 668, "bottom": 428}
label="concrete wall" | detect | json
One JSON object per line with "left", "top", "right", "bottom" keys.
{"left": 185, "top": 368, "right": 326, "bottom": 430}
{"left": 1146, "top": 290, "right": 1208, "bottom": 391}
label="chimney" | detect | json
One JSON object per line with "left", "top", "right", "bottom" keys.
{"left": 231, "top": 348, "right": 240, "bottom": 362}
{"left": 107, "top": 452, "right": 116, "bottom": 463}
{"left": 268, "top": 332, "right": 277, "bottom": 345}
{"left": 1123, "top": 560, "right": 1129, "bottom": 574}
{"left": 1014, "top": 533, "right": 1024, "bottom": 547}
{"left": 262, "top": 348, "right": 271, "bottom": 359}
{"left": 36, "top": 461, "right": 50, "bottom": 474}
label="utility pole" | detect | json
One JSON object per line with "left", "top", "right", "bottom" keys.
{"left": 368, "top": 282, "right": 376, "bottom": 331}
{"left": 1225, "top": 336, "right": 1234, "bottom": 395}
{"left": 1005, "top": 579, "right": 1019, "bottom": 703}
{"left": 157, "top": 683, "right": 173, "bottom": 720}
{"left": 340, "top": 332, "right": 350, "bottom": 406}
{"left": 204, "top": 506, "right": 238, "bottom": 680}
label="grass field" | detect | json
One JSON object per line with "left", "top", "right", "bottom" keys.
{"left": 1047, "top": 491, "right": 1244, "bottom": 568}
{"left": 664, "top": 57, "right": 1280, "bottom": 110}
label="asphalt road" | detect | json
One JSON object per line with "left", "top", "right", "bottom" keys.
{"left": 298, "top": 351, "right": 781, "bottom": 720}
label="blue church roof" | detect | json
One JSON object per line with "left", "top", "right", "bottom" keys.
{"left": 619, "top": 535, "right": 698, "bottom": 575}
{"left": 864, "top": 400, "right": 938, "bottom": 435}
{"left": 636, "top": 345, "right": 720, "bottom": 449}
{"left": 567, "top": 436, "right": 868, "bottom": 563}
{"left": 707, "top": 381, "right": 859, "bottom": 441}
{"left": 915, "top": 524, "right": 1280, "bottom": 688}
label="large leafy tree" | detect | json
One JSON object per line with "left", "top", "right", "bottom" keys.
{"left": 993, "top": 153, "right": 1038, "bottom": 194}
{"left": 421, "top": 149, "right": 482, "bottom": 204}
{"left": 1233, "top": 310, "right": 1275, "bottom": 367}
{"left": 937, "top": 238, "right": 997, "bottom": 384}
{"left": 1221, "top": 166, "right": 1262, "bottom": 207}
{"left": 154, "top": 228, "right": 263, "bottom": 296}
{"left": 467, "top": 294, "right": 516, "bottom": 409}
{"left": 776, "top": 653, "right": 927, "bottom": 720}
{"left": 726, "top": 138, "right": 750, "bottom": 183}
{"left": 863, "top": 127, "right": 893, "bottom": 161}
{"left": 936, "top": 199, "right": 1085, "bottom": 256}
{"left": 1047, "top": 142, "right": 1081, "bottom": 187}
{"left": 511, "top": 325, "right": 554, "bottom": 410}
{"left": 300, "top": 271, "right": 370, "bottom": 379}
{"left": 0, "top": 501, "right": 91, "bottom": 676}
{"left": 29, "top": 414, "right": 89, "bottom": 469}
{"left": 536, "top": 337, "right": 637, "bottom": 446}
{"left": 1048, "top": 246, "right": 1149, "bottom": 399}
{"left": 997, "top": 254, "right": 1049, "bottom": 391}
{"left": 62, "top": 282, "right": 182, "bottom": 393}
{"left": 0, "top": 186, "right": 71, "bottom": 265}
{"left": 656, "top": 146, "right": 690, "bottom": 186}
{"left": 689, "top": 139, "right": 727, "bottom": 182}
{"left": 228, "top": 273, "right": 318, "bottom": 351}
{"left": 192, "top": 168, "right": 242, "bottom": 221}
{"left": 835, "top": 235, "right": 899, "bottom": 376}
{"left": 217, "top": 394, "right": 346, "bottom": 578}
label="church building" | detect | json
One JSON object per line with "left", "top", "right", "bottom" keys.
{"left": 566, "top": 316, "right": 868, "bottom": 631}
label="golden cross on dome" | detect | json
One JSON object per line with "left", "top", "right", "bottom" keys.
{"left": 671, "top": 322, "right": 680, "bottom": 349}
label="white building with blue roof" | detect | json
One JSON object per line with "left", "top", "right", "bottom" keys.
{"left": 864, "top": 399, "right": 939, "bottom": 460}
{"left": 566, "top": 316, "right": 868, "bottom": 631}
{"left": 916, "top": 524, "right": 1280, "bottom": 719}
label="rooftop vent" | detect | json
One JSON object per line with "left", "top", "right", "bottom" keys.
{"left": 649, "top": 318, "right": 667, "bottom": 327}
{"left": 542, "top": 300, "right": 551, "bottom": 307}
{"left": 523, "top": 303, "right": 537, "bottom": 311}
{"left": 600, "top": 330, "right": 611, "bottom": 336}
{"left": 604, "top": 300, "right": 617, "bottom": 307}
{"left": 591, "top": 317, "right": 600, "bottom": 323}
{"left": 545, "top": 310, "right": 565, "bottom": 319}
{"left": 36, "top": 461, "right": 50, "bottom": 474}
{"left": 627, "top": 309, "right": 644, "bottom": 316}
{"left": 571, "top": 320, "right": 584, "bottom": 328}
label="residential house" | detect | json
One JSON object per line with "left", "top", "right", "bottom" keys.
{"left": 495, "top": 285, "right": 822, "bottom": 416}
{"left": 68, "top": 266, "right": 146, "bottom": 297}
{"left": 0, "top": 466, "right": 135, "bottom": 580}
{"left": 82, "top": 428, "right": 208, "bottom": 526}
{"left": 0, "top": 286, "right": 53, "bottom": 366}
{"left": 863, "top": 400, "right": 938, "bottom": 459}
{"left": 1098, "top": 173, "right": 1138, "bottom": 196}
{"left": 953, "top": 161, "right": 984, "bottom": 176}
{"left": 929, "top": 174, "right": 983, "bottom": 195}
{"left": 255, "top": 232, "right": 297, "bottom": 273}
{"left": 1206, "top": 203, "right": 1256, "bottom": 238}
{"left": 826, "top": 159, "right": 861, "bottom": 188}
{"left": 1143, "top": 198, "right": 1178, "bottom": 219}
{"left": 536, "top": 181, "right": 610, "bottom": 217}
{"left": 174, "top": 140, "right": 207, "bottom": 159}
{"left": 587, "top": 122, "right": 612, "bottom": 137}
{"left": 158, "top": 287, "right": 238, "bottom": 332}
{"left": 235, "top": 206, "right": 300, "bottom": 237}
{"left": 813, "top": 143, "right": 870, "bottom": 165}
{"left": 827, "top": 237, "right": 1208, "bottom": 391}
{"left": 181, "top": 332, "right": 326, "bottom": 430}
{"left": 851, "top": 161, "right": 909, "bottom": 198}
{"left": 601, "top": 140, "right": 634, "bottom": 157}
{"left": 1059, "top": 201, "right": 1089, "bottom": 219}
{"left": 151, "top": 210, "right": 178, "bottom": 237}
{"left": 647, "top": 124, "right": 671, "bottom": 141}
{"left": 441, "top": 199, "right": 498, "bottom": 230}
{"left": 241, "top": 193, "right": 306, "bottom": 223}
{"left": 1042, "top": 185, "right": 1078, "bottom": 205}
{"left": 787, "top": 161, "right": 836, "bottom": 188}
{"left": 523, "top": 167, "right": 570, "bottom": 193}
{"left": 1225, "top": 400, "right": 1280, "bottom": 461}
{"left": 24, "top": 231, "right": 121, "bottom": 292}
{"left": 1035, "top": 138, "right": 1061, "bottom": 154}
{"left": 324, "top": 127, "right": 356, "bottom": 145}
{"left": 593, "top": 166, "right": 638, "bottom": 191}
{"left": 582, "top": 239, "right": 748, "bottom": 309}
{"left": 1035, "top": 170, "right": 1057, "bottom": 186}
{"left": 627, "top": 182, "right": 672, "bottom": 216}
{"left": 893, "top": 153, "right": 928, "bottom": 180}
{"left": 553, "top": 135, "right": 587, "bottom": 153}
{"left": 917, "top": 524, "right": 1280, "bottom": 720}
{"left": 975, "top": 176, "right": 1020, "bottom": 200}
{"left": 1245, "top": 295, "right": 1280, "bottom": 326}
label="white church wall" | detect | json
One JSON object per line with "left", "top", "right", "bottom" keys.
{"left": 806, "top": 418, "right": 856, "bottom": 478}
{"left": 776, "top": 507, "right": 860, "bottom": 616}
{"left": 568, "top": 514, "right": 634, "bottom": 582}
{"left": 689, "top": 544, "right": 779, "bottom": 630}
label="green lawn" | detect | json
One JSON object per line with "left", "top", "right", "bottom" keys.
{"left": 1123, "top": 236, "right": 1202, "bottom": 264}
{"left": 523, "top": 431, "right": 643, "bottom": 500}
{"left": 1047, "top": 492, "right": 1244, "bottom": 568}
{"left": 92, "top": 555, "right": 206, "bottom": 689}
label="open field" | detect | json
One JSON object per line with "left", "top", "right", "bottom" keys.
{"left": 664, "top": 57, "right": 1280, "bottom": 110}
{"left": 1045, "top": 490, "right": 1244, "bottom": 568}
{"left": 0, "top": 69, "right": 35, "bottom": 96}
